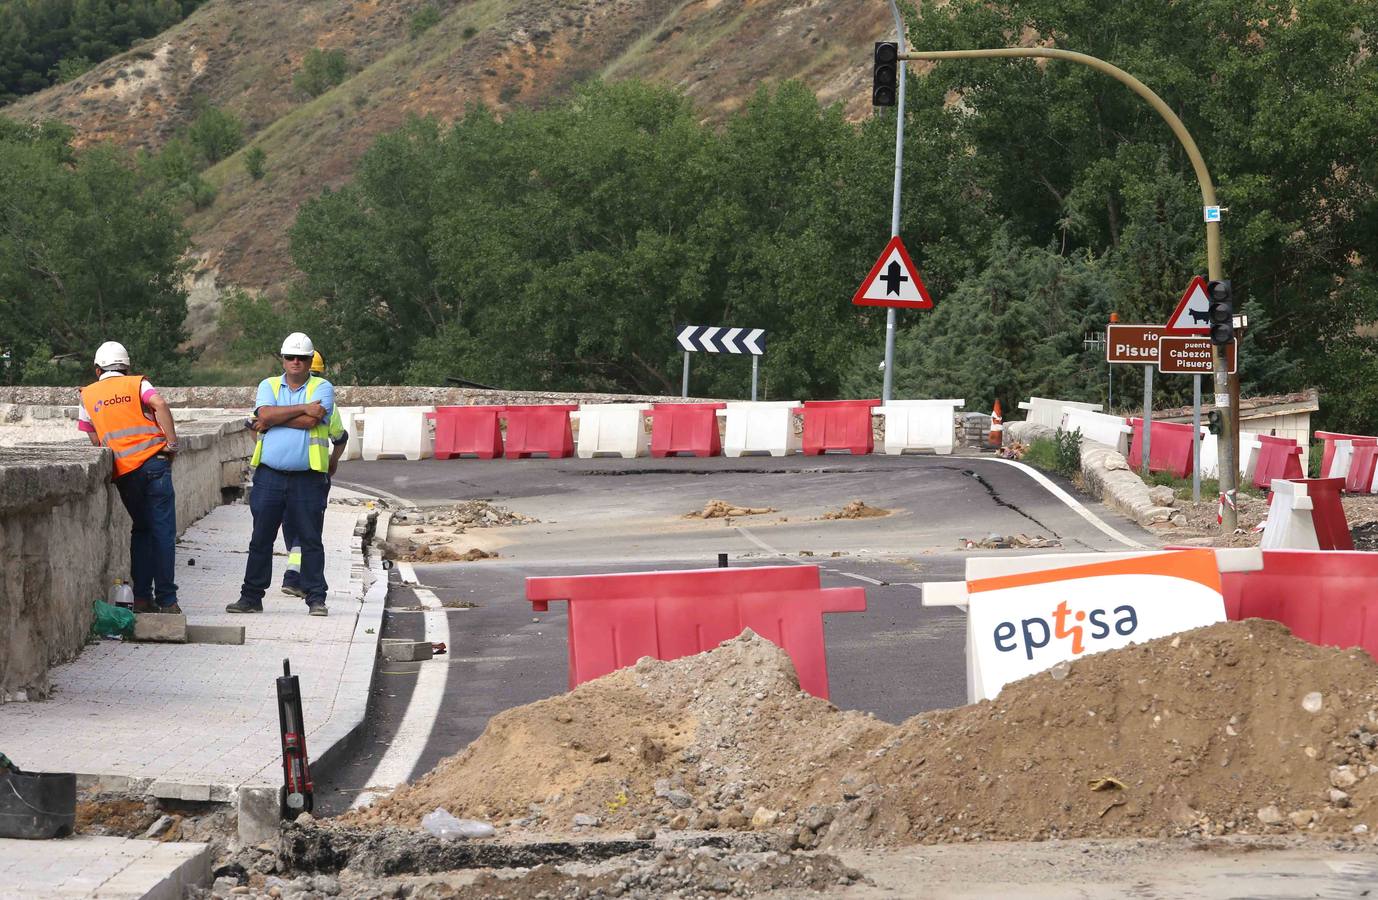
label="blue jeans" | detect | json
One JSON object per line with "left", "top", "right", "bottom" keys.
{"left": 280, "top": 476, "right": 330, "bottom": 590}
{"left": 114, "top": 455, "right": 179, "bottom": 607}
{"left": 242, "top": 466, "right": 329, "bottom": 605}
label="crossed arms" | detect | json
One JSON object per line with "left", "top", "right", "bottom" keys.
{"left": 252, "top": 401, "right": 327, "bottom": 433}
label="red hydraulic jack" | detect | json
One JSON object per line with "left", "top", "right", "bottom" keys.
{"left": 276, "top": 659, "right": 314, "bottom": 819}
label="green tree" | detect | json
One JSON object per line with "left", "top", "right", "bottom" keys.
{"left": 410, "top": 4, "right": 441, "bottom": 38}
{"left": 0, "top": 116, "right": 193, "bottom": 384}
{"left": 186, "top": 104, "right": 243, "bottom": 164}
{"left": 293, "top": 48, "right": 348, "bottom": 99}
{"left": 244, "top": 145, "right": 265, "bottom": 180}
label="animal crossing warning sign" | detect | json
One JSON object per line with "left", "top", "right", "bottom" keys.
{"left": 1164, "top": 276, "right": 1211, "bottom": 335}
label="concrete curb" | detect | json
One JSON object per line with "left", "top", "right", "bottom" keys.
{"left": 309, "top": 509, "right": 390, "bottom": 782}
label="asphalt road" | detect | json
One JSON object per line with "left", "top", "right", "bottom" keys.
{"left": 317, "top": 452, "right": 1154, "bottom": 813}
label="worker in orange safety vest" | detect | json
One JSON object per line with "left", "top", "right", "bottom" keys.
{"left": 78, "top": 341, "right": 182, "bottom": 614}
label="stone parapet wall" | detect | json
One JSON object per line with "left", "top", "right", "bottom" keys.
{"left": 0, "top": 416, "right": 253, "bottom": 699}
{"left": 0, "top": 386, "right": 721, "bottom": 409}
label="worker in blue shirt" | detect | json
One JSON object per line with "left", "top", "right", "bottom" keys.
{"left": 227, "top": 333, "right": 336, "bottom": 616}
{"left": 280, "top": 350, "right": 349, "bottom": 597}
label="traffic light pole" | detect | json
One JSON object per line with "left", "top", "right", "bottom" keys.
{"left": 898, "top": 45, "right": 1238, "bottom": 530}
{"left": 881, "top": 0, "right": 907, "bottom": 404}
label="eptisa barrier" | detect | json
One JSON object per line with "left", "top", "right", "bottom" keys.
{"left": 922, "top": 548, "right": 1263, "bottom": 702}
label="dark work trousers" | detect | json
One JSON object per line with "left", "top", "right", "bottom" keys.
{"left": 114, "top": 454, "right": 179, "bottom": 607}
{"left": 241, "top": 465, "right": 329, "bottom": 605}
{"left": 280, "top": 475, "right": 331, "bottom": 590}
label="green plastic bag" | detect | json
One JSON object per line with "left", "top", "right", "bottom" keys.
{"left": 91, "top": 599, "right": 135, "bottom": 638}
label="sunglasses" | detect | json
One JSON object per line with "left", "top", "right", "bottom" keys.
{"left": 283, "top": 355, "right": 312, "bottom": 362}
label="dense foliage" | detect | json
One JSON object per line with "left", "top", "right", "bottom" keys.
{"left": 0, "top": 0, "right": 207, "bottom": 103}
{"left": 260, "top": 0, "right": 1376, "bottom": 430}
{"left": 0, "top": 118, "right": 192, "bottom": 384}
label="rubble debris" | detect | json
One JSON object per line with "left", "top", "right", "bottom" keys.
{"left": 382, "top": 543, "right": 498, "bottom": 563}
{"left": 959, "top": 533, "right": 1061, "bottom": 550}
{"left": 392, "top": 501, "right": 537, "bottom": 530}
{"left": 822, "top": 500, "right": 890, "bottom": 520}
{"left": 342, "top": 621, "right": 1378, "bottom": 845}
{"left": 686, "top": 499, "right": 778, "bottom": 519}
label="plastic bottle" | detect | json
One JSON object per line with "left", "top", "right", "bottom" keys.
{"left": 109, "top": 580, "right": 134, "bottom": 609}
{"left": 420, "top": 808, "right": 495, "bottom": 840}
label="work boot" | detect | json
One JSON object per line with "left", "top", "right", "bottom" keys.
{"left": 131, "top": 598, "right": 158, "bottom": 614}
{"left": 307, "top": 601, "right": 328, "bottom": 617}
{"left": 157, "top": 603, "right": 183, "bottom": 614}
{"left": 281, "top": 583, "right": 306, "bottom": 598}
{"left": 225, "top": 599, "right": 264, "bottom": 614}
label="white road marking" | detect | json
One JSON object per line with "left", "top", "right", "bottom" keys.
{"left": 840, "top": 572, "right": 885, "bottom": 585}
{"left": 349, "top": 584, "right": 450, "bottom": 809}
{"left": 969, "top": 457, "right": 1148, "bottom": 550}
{"left": 397, "top": 561, "right": 419, "bottom": 585}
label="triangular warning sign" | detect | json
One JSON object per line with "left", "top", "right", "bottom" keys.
{"left": 852, "top": 236, "right": 933, "bottom": 309}
{"left": 1164, "top": 275, "right": 1211, "bottom": 335}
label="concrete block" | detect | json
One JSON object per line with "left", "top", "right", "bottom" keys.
{"left": 132, "top": 614, "right": 187, "bottom": 643}
{"left": 185, "top": 623, "right": 245, "bottom": 645}
{"left": 237, "top": 786, "right": 281, "bottom": 846}
{"left": 380, "top": 639, "right": 433, "bottom": 662}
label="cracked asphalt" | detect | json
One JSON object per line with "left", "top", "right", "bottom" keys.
{"left": 318, "top": 453, "right": 1154, "bottom": 812}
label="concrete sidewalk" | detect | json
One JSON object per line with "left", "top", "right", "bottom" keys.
{"left": 0, "top": 836, "right": 210, "bottom": 900}
{"left": 0, "top": 499, "right": 385, "bottom": 802}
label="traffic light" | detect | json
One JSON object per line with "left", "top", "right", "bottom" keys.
{"left": 873, "top": 42, "right": 898, "bottom": 107}
{"left": 1207, "top": 279, "right": 1234, "bottom": 346}
{"left": 1207, "top": 409, "right": 1224, "bottom": 435}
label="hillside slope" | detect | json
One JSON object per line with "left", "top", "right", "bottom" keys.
{"left": 3, "top": 0, "right": 888, "bottom": 345}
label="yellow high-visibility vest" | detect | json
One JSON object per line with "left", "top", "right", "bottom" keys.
{"left": 249, "top": 375, "right": 331, "bottom": 473}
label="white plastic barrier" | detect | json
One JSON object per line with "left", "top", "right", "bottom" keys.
{"left": 718, "top": 401, "right": 802, "bottom": 458}
{"left": 921, "top": 547, "right": 1264, "bottom": 703}
{"left": 360, "top": 406, "right": 434, "bottom": 461}
{"left": 1060, "top": 408, "right": 1131, "bottom": 451}
{"left": 874, "top": 399, "right": 964, "bottom": 455}
{"left": 1197, "top": 430, "right": 1258, "bottom": 480}
{"left": 574, "top": 403, "right": 651, "bottom": 459}
{"left": 1329, "top": 439, "right": 1354, "bottom": 482}
{"left": 1017, "top": 396, "right": 1102, "bottom": 429}
{"left": 336, "top": 406, "right": 365, "bottom": 461}
{"left": 1239, "top": 431, "right": 1262, "bottom": 484}
{"left": 1259, "top": 480, "right": 1320, "bottom": 550}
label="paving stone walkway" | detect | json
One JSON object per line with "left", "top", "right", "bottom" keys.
{"left": 0, "top": 835, "right": 210, "bottom": 900}
{"left": 0, "top": 498, "right": 385, "bottom": 802}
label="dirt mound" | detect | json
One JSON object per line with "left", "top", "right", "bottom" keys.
{"left": 389, "top": 544, "right": 497, "bottom": 563}
{"left": 685, "top": 500, "right": 778, "bottom": 519}
{"left": 822, "top": 500, "right": 890, "bottom": 520}
{"left": 345, "top": 622, "right": 1378, "bottom": 846}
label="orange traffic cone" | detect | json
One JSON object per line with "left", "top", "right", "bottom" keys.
{"left": 988, "top": 400, "right": 1003, "bottom": 448}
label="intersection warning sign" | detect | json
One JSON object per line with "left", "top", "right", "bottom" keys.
{"left": 852, "top": 236, "right": 933, "bottom": 309}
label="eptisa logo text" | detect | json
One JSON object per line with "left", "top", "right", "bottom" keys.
{"left": 993, "top": 600, "right": 1139, "bottom": 660}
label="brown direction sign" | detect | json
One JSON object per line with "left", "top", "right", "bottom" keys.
{"left": 1158, "top": 336, "right": 1237, "bottom": 374}
{"left": 1106, "top": 324, "right": 1163, "bottom": 364}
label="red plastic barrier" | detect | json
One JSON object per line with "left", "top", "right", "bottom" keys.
{"left": 1346, "top": 442, "right": 1378, "bottom": 494}
{"left": 1251, "top": 435, "right": 1303, "bottom": 490}
{"left": 1126, "top": 418, "right": 1198, "bottom": 478}
{"left": 1222, "top": 550, "right": 1378, "bottom": 659}
{"left": 1316, "top": 431, "right": 1375, "bottom": 479}
{"left": 650, "top": 402, "right": 727, "bottom": 458}
{"left": 427, "top": 406, "right": 504, "bottom": 460}
{"left": 526, "top": 565, "right": 865, "bottom": 698}
{"left": 501, "top": 404, "right": 578, "bottom": 459}
{"left": 802, "top": 399, "right": 878, "bottom": 456}
{"left": 1282, "top": 478, "right": 1354, "bottom": 550}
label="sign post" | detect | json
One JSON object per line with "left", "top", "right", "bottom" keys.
{"left": 1192, "top": 375, "right": 1202, "bottom": 502}
{"left": 881, "top": 0, "right": 907, "bottom": 404}
{"left": 676, "top": 325, "right": 767, "bottom": 400}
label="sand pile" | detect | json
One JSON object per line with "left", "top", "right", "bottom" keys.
{"left": 685, "top": 500, "right": 778, "bottom": 519}
{"left": 822, "top": 501, "right": 889, "bottom": 520}
{"left": 347, "top": 622, "right": 1378, "bottom": 846}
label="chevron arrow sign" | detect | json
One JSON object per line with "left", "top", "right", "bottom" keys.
{"left": 676, "top": 325, "right": 767, "bottom": 356}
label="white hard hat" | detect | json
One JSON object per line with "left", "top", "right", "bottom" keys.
{"left": 280, "top": 332, "right": 315, "bottom": 356}
{"left": 94, "top": 341, "right": 130, "bottom": 369}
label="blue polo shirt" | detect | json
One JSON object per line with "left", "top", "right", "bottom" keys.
{"left": 254, "top": 375, "right": 335, "bottom": 471}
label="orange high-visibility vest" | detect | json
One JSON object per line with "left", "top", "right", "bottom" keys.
{"left": 79, "top": 374, "right": 167, "bottom": 478}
